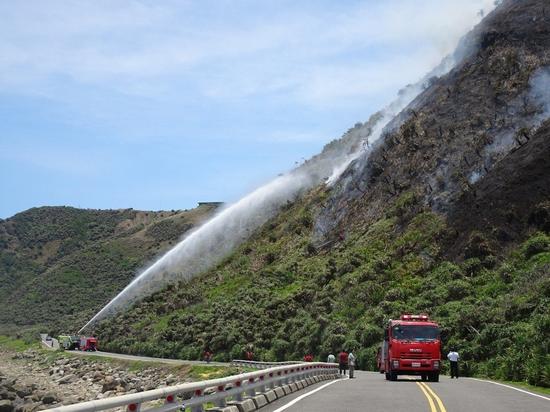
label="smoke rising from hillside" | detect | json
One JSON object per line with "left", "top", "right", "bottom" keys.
{"left": 530, "top": 67, "right": 550, "bottom": 117}
{"left": 80, "top": 4, "right": 497, "bottom": 332}
{"left": 466, "top": 66, "right": 550, "bottom": 185}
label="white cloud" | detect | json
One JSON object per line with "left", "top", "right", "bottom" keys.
{"left": 0, "top": 1, "right": 495, "bottom": 106}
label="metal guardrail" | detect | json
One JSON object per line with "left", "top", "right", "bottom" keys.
{"left": 229, "top": 359, "right": 299, "bottom": 369}
{"left": 46, "top": 362, "right": 338, "bottom": 412}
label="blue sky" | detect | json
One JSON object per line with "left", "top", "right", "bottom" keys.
{"left": 0, "top": 0, "right": 493, "bottom": 218}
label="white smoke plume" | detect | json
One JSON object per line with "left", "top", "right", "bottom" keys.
{"left": 530, "top": 67, "right": 550, "bottom": 118}
{"left": 467, "top": 66, "right": 550, "bottom": 184}
{"left": 80, "top": 2, "right": 497, "bottom": 332}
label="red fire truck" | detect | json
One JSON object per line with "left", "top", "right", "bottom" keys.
{"left": 378, "top": 314, "right": 441, "bottom": 382}
{"left": 79, "top": 336, "right": 98, "bottom": 351}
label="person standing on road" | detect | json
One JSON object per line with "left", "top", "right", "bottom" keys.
{"left": 327, "top": 353, "right": 336, "bottom": 363}
{"left": 348, "top": 350, "right": 356, "bottom": 379}
{"left": 338, "top": 349, "right": 348, "bottom": 376}
{"left": 447, "top": 348, "right": 460, "bottom": 379}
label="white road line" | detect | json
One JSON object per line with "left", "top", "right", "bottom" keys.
{"left": 468, "top": 378, "right": 550, "bottom": 401}
{"left": 272, "top": 378, "right": 348, "bottom": 412}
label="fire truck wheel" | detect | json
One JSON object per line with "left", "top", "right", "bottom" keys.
{"left": 389, "top": 371, "right": 398, "bottom": 381}
{"left": 429, "top": 372, "right": 439, "bottom": 382}
{"left": 421, "top": 374, "right": 428, "bottom": 381}
{"left": 385, "top": 372, "right": 390, "bottom": 381}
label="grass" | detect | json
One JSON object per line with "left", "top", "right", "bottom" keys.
{"left": 496, "top": 380, "right": 550, "bottom": 396}
{"left": 187, "top": 365, "right": 243, "bottom": 380}
{"left": 0, "top": 335, "right": 37, "bottom": 351}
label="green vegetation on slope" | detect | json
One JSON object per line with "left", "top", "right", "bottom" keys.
{"left": 0, "top": 335, "right": 38, "bottom": 352}
{"left": 98, "top": 191, "right": 550, "bottom": 387}
{"left": 0, "top": 205, "right": 218, "bottom": 335}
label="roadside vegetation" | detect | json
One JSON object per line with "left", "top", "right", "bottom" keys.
{"left": 0, "top": 335, "right": 37, "bottom": 352}
{"left": 500, "top": 381, "right": 550, "bottom": 396}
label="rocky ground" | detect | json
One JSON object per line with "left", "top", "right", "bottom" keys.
{"left": 0, "top": 347, "right": 223, "bottom": 412}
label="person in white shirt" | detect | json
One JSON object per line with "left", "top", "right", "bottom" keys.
{"left": 327, "top": 353, "right": 336, "bottom": 363}
{"left": 447, "top": 349, "right": 460, "bottom": 378}
{"left": 348, "top": 351, "right": 356, "bottom": 379}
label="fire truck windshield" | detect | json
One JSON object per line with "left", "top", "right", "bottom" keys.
{"left": 392, "top": 325, "right": 440, "bottom": 341}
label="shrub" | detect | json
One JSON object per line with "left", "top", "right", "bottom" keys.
{"left": 272, "top": 339, "right": 290, "bottom": 361}
{"left": 356, "top": 323, "right": 382, "bottom": 347}
{"left": 464, "top": 231, "right": 494, "bottom": 260}
{"left": 522, "top": 233, "right": 550, "bottom": 258}
{"left": 528, "top": 201, "right": 550, "bottom": 233}
{"left": 446, "top": 279, "right": 472, "bottom": 301}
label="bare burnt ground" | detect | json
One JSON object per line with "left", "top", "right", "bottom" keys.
{"left": 445, "top": 119, "right": 550, "bottom": 258}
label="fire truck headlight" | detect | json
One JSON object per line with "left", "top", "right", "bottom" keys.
{"left": 392, "top": 360, "right": 399, "bottom": 369}
{"left": 433, "top": 360, "right": 440, "bottom": 369}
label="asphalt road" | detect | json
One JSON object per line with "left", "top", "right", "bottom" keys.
{"left": 262, "top": 371, "right": 550, "bottom": 412}
{"left": 66, "top": 350, "right": 230, "bottom": 367}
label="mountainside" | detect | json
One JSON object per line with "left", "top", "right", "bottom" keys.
{"left": 95, "top": 0, "right": 549, "bottom": 387}
{"left": 0, "top": 204, "right": 219, "bottom": 335}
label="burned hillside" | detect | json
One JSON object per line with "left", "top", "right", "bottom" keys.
{"left": 316, "top": 0, "right": 550, "bottom": 259}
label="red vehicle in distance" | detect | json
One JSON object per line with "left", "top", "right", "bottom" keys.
{"left": 378, "top": 314, "right": 441, "bottom": 382}
{"left": 79, "top": 336, "right": 98, "bottom": 351}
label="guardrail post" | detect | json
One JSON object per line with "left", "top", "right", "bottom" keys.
{"left": 275, "top": 370, "right": 282, "bottom": 387}
{"left": 246, "top": 377, "right": 256, "bottom": 397}
{"left": 215, "top": 385, "right": 226, "bottom": 407}
{"left": 258, "top": 375, "right": 266, "bottom": 393}
{"left": 268, "top": 372, "right": 275, "bottom": 389}
{"left": 234, "top": 380, "right": 243, "bottom": 401}
{"left": 191, "top": 389, "right": 204, "bottom": 412}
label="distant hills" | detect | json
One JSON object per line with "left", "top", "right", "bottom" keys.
{"left": 0, "top": 204, "right": 219, "bottom": 335}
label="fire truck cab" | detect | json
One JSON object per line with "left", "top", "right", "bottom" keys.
{"left": 381, "top": 314, "right": 441, "bottom": 382}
